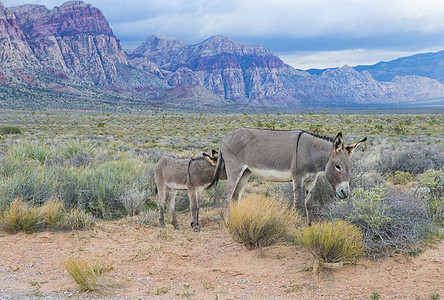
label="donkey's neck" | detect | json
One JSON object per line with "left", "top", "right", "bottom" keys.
{"left": 306, "top": 134, "right": 333, "bottom": 172}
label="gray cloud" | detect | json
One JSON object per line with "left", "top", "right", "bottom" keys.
{"left": 4, "top": 0, "right": 444, "bottom": 68}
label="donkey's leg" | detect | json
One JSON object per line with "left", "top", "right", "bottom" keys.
{"left": 292, "top": 175, "right": 303, "bottom": 210}
{"left": 232, "top": 169, "right": 252, "bottom": 201}
{"left": 221, "top": 165, "right": 248, "bottom": 205}
{"left": 166, "top": 191, "right": 179, "bottom": 229}
{"left": 157, "top": 185, "right": 167, "bottom": 228}
{"left": 188, "top": 188, "right": 200, "bottom": 232}
{"left": 303, "top": 175, "right": 319, "bottom": 226}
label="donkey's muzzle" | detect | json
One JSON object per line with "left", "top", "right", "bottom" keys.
{"left": 336, "top": 182, "right": 350, "bottom": 199}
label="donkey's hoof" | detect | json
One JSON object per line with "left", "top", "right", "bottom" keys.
{"left": 193, "top": 227, "right": 200, "bottom": 232}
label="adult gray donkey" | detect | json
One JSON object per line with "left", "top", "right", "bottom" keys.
{"left": 208, "top": 128, "right": 366, "bottom": 225}
{"left": 155, "top": 150, "right": 226, "bottom": 232}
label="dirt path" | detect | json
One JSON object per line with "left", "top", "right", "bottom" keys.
{"left": 0, "top": 208, "right": 443, "bottom": 299}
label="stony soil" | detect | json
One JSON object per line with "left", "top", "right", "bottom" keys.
{"left": 0, "top": 208, "right": 443, "bottom": 299}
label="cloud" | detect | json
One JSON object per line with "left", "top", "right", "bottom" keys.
{"left": 4, "top": 0, "right": 444, "bottom": 66}
{"left": 278, "top": 48, "right": 443, "bottom": 70}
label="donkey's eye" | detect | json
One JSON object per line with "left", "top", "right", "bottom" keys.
{"left": 335, "top": 165, "right": 342, "bottom": 171}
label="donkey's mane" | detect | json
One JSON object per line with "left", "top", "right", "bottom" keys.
{"left": 247, "top": 127, "right": 335, "bottom": 143}
{"left": 302, "top": 130, "right": 335, "bottom": 143}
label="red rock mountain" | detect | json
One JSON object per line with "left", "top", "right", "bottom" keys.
{"left": 2, "top": 0, "right": 444, "bottom": 110}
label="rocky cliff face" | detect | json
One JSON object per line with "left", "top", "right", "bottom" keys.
{"left": 10, "top": 1, "right": 127, "bottom": 86}
{"left": 130, "top": 34, "right": 307, "bottom": 105}
{"left": 0, "top": 2, "right": 41, "bottom": 84}
{"left": 3, "top": 1, "right": 168, "bottom": 99}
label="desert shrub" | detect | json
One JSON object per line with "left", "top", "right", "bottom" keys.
{"left": 225, "top": 195, "right": 301, "bottom": 249}
{"left": 0, "top": 197, "right": 95, "bottom": 232}
{"left": 120, "top": 187, "right": 147, "bottom": 216}
{"left": 417, "top": 170, "right": 444, "bottom": 225}
{"left": 0, "top": 197, "right": 41, "bottom": 233}
{"left": 323, "top": 186, "right": 433, "bottom": 258}
{"left": 7, "top": 144, "right": 28, "bottom": 161}
{"left": 391, "top": 120, "right": 408, "bottom": 135}
{"left": 296, "top": 221, "right": 364, "bottom": 265}
{"left": 64, "top": 257, "right": 103, "bottom": 291}
{"left": 1, "top": 126, "right": 22, "bottom": 135}
{"left": 0, "top": 154, "right": 153, "bottom": 218}
{"left": 376, "top": 142, "right": 444, "bottom": 175}
{"left": 387, "top": 171, "right": 415, "bottom": 185}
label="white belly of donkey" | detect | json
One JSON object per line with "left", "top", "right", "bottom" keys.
{"left": 249, "top": 167, "right": 292, "bottom": 182}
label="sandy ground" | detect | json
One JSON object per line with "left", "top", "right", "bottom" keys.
{"left": 0, "top": 208, "right": 443, "bottom": 299}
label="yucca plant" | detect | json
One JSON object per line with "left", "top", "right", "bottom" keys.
{"left": 26, "top": 142, "right": 52, "bottom": 164}
{"left": 61, "top": 139, "right": 96, "bottom": 159}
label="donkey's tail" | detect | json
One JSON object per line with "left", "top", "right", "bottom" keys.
{"left": 206, "top": 150, "right": 223, "bottom": 190}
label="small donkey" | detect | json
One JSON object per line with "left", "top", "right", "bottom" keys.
{"left": 154, "top": 150, "right": 226, "bottom": 232}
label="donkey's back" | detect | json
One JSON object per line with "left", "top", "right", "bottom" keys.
{"left": 154, "top": 156, "right": 189, "bottom": 191}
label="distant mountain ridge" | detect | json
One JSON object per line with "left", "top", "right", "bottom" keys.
{"left": 1, "top": 0, "right": 444, "bottom": 111}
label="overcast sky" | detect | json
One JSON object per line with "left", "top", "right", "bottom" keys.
{"left": 4, "top": 0, "right": 444, "bottom": 69}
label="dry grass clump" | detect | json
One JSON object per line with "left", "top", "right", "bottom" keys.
{"left": 137, "top": 209, "right": 159, "bottom": 226}
{"left": 296, "top": 221, "right": 365, "bottom": 271}
{"left": 64, "top": 257, "right": 105, "bottom": 292}
{"left": 1, "top": 197, "right": 41, "bottom": 233}
{"left": 0, "top": 197, "right": 95, "bottom": 233}
{"left": 60, "top": 207, "right": 96, "bottom": 230}
{"left": 225, "top": 195, "right": 302, "bottom": 249}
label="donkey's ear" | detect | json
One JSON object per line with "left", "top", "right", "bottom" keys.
{"left": 211, "top": 149, "right": 219, "bottom": 158}
{"left": 203, "top": 152, "right": 217, "bottom": 166}
{"left": 333, "top": 132, "right": 344, "bottom": 154}
{"left": 345, "top": 137, "right": 367, "bottom": 155}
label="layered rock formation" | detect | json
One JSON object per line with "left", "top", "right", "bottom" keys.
{"left": 5, "top": 1, "right": 167, "bottom": 98}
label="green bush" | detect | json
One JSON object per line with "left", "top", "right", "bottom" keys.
{"left": 387, "top": 171, "right": 415, "bottom": 185}
{"left": 323, "top": 186, "right": 434, "bottom": 258}
{"left": 1, "top": 126, "right": 22, "bottom": 135}
{"left": 417, "top": 170, "right": 444, "bottom": 225}
{"left": 296, "top": 221, "right": 364, "bottom": 265}
{"left": 225, "top": 195, "right": 301, "bottom": 249}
